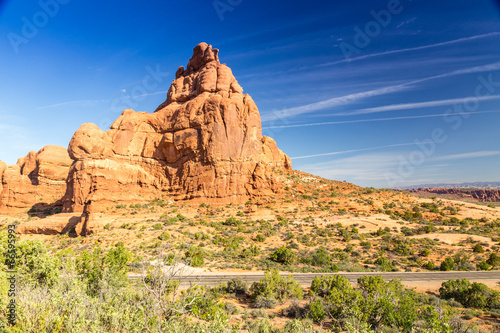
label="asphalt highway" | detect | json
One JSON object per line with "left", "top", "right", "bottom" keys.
{"left": 129, "top": 270, "right": 500, "bottom": 286}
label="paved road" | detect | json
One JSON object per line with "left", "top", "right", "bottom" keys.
{"left": 129, "top": 271, "right": 500, "bottom": 286}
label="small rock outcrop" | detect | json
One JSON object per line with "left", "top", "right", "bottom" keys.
{"left": 62, "top": 43, "right": 291, "bottom": 213}
{"left": 0, "top": 145, "right": 72, "bottom": 211}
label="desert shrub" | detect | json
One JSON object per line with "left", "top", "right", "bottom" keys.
{"left": 226, "top": 277, "right": 248, "bottom": 295}
{"left": 185, "top": 246, "right": 204, "bottom": 267}
{"left": 182, "top": 285, "right": 229, "bottom": 322}
{"left": 250, "top": 270, "right": 303, "bottom": 304}
{"left": 270, "top": 247, "right": 296, "bottom": 265}
{"left": 423, "top": 261, "right": 435, "bottom": 270}
{"left": 255, "top": 294, "right": 277, "bottom": 309}
{"left": 158, "top": 231, "right": 170, "bottom": 241}
{"left": 242, "top": 244, "right": 260, "bottom": 258}
{"left": 421, "top": 249, "right": 431, "bottom": 257}
{"left": 440, "top": 257, "right": 455, "bottom": 271}
{"left": 374, "top": 257, "right": 393, "bottom": 272}
{"left": 255, "top": 234, "right": 266, "bottom": 242}
{"left": 477, "top": 260, "right": 490, "bottom": 271}
{"left": 244, "top": 317, "right": 278, "bottom": 333}
{"left": 473, "top": 244, "right": 485, "bottom": 253}
{"left": 9, "top": 238, "right": 61, "bottom": 287}
{"left": 76, "top": 243, "right": 131, "bottom": 296}
{"left": 309, "top": 275, "right": 364, "bottom": 327}
{"left": 308, "top": 275, "right": 458, "bottom": 332}
{"left": 152, "top": 223, "right": 163, "bottom": 230}
{"left": 308, "top": 298, "right": 325, "bottom": 323}
{"left": 309, "top": 248, "right": 330, "bottom": 266}
{"left": 487, "top": 253, "right": 500, "bottom": 267}
{"left": 223, "top": 217, "right": 241, "bottom": 226}
{"left": 357, "top": 276, "right": 419, "bottom": 331}
{"left": 391, "top": 238, "right": 414, "bottom": 256}
{"left": 360, "top": 241, "right": 372, "bottom": 249}
{"left": 282, "top": 319, "right": 316, "bottom": 333}
{"left": 439, "top": 278, "right": 500, "bottom": 309}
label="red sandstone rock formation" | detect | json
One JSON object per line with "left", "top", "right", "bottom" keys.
{"left": 62, "top": 43, "right": 291, "bottom": 213}
{"left": 0, "top": 145, "right": 72, "bottom": 211}
{"left": 409, "top": 187, "right": 500, "bottom": 202}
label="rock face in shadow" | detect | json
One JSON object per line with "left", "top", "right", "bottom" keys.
{"left": 62, "top": 43, "right": 291, "bottom": 213}
{"left": 0, "top": 145, "right": 72, "bottom": 212}
{"left": 15, "top": 213, "right": 101, "bottom": 236}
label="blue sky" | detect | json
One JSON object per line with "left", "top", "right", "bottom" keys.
{"left": 0, "top": 0, "right": 499, "bottom": 188}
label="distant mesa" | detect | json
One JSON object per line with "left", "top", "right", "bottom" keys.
{"left": 0, "top": 43, "right": 292, "bottom": 232}
{"left": 408, "top": 187, "right": 500, "bottom": 203}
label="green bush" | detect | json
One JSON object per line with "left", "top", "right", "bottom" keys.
{"left": 473, "top": 244, "right": 485, "bottom": 253}
{"left": 241, "top": 244, "right": 260, "bottom": 258}
{"left": 423, "top": 261, "right": 435, "bottom": 270}
{"left": 226, "top": 277, "right": 249, "bottom": 295}
{"left": 76, "top": 243, "right": 131, "bottom": 296}
{"left": 223, "top": 217, "right": 241, "bottom": 226}
{"left": 487, "top": 253, "right": 500, "bottom": 267}
{"left": 308, "top": 299, "right": 325, "bottom": 323}
{"left": 374, "top": 257, "right": 393, "bottom": 272}
{"left": 308, "top": 275, "right": 423, "bottom": 331}
{"left": 250, "top": 270, "right": 303, "bottom": 304}
{"left": 477, "top": 260, "right": 490, "bottom": 271}
{"left": 440, "top": 257, "right": 455, "bottom": 271}
{"left": 439, "top": 278, "right": 500, "bottom": 309}
{"left": 186, "top": 246, "right": 204, "bottom": 267}
{"left": 421, "top": 249, "right": 431, "bottom": 257}
{"left": 158, "top": 231, "right": 170, "bottom": 241}
{"left": 310, "top": 248, "right": 330, "bottom": 266}
{"left": 256, "top": 234, "right": 266, "bottom": 242}
{"left": 281, "top": 319, "right": 316, "bottom": 333}
{"left": 182, "top": 285, "right": 229, "bottom": 322}
{"left": 254, "top": 294, "right": 277, "bottom": 309}
{"left": 270, "top": 247, "right": 296, "bottom": 265}
{"left": 15, "top": 239, "right": 61, "bottom": 286}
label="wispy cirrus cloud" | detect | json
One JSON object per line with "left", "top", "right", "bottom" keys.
{"left": 322, "top": 31, "right": 500, "bottom": 67}
{"left": 263, "top": 110, "right": 500, "bottom": 130}
{"left": 36, "top": 90, "right": 168, "bottom": 111}
{"left": 261, "top": 61, "right": 500, "bottom": 121}
{"left": 291, "top": 142, "right": 418, "bottom": 160}
{"left": 37, "top": 99, "right": 109, "bottom": 110}
{"left": 297, "top": 152, "right": 443, "bottom": 186}
{"left": 334, "top": 95, "right": 500, "bottom": 116}
{"left": 243, "top": 32, "right": 500, "bottom": 79}
{"left": 433, "top": 151, "right": 500, "bottom": 161}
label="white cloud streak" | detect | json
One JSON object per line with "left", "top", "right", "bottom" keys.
{"left": 434, "top": 151, "right": 500, "bottom": 161}
{"left": 261, "top": 61, "right": 500, "bottom": 121}
{"left": 248, "top": 32, "right": 500, "bottom": 80}
{"left": 291, "top": 142, "right": 418, "bottom": 160}
{"left": 263, "top": 110, "right": 500, "bottom": 130}
{"left": 37, "top": 99, "right": 108, "bottom": 110}
{"left": 345, "top": 95, "right": 500, "bottom": 116}
{"left": 322, "top": 32, "right": 500, "bottom": 67}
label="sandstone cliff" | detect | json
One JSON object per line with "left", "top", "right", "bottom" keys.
{"left": 62, "top": 43, "right": 291, "bottom": 213}
{"left": 0, "top": 145, "right": 72, "bottom": 211}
